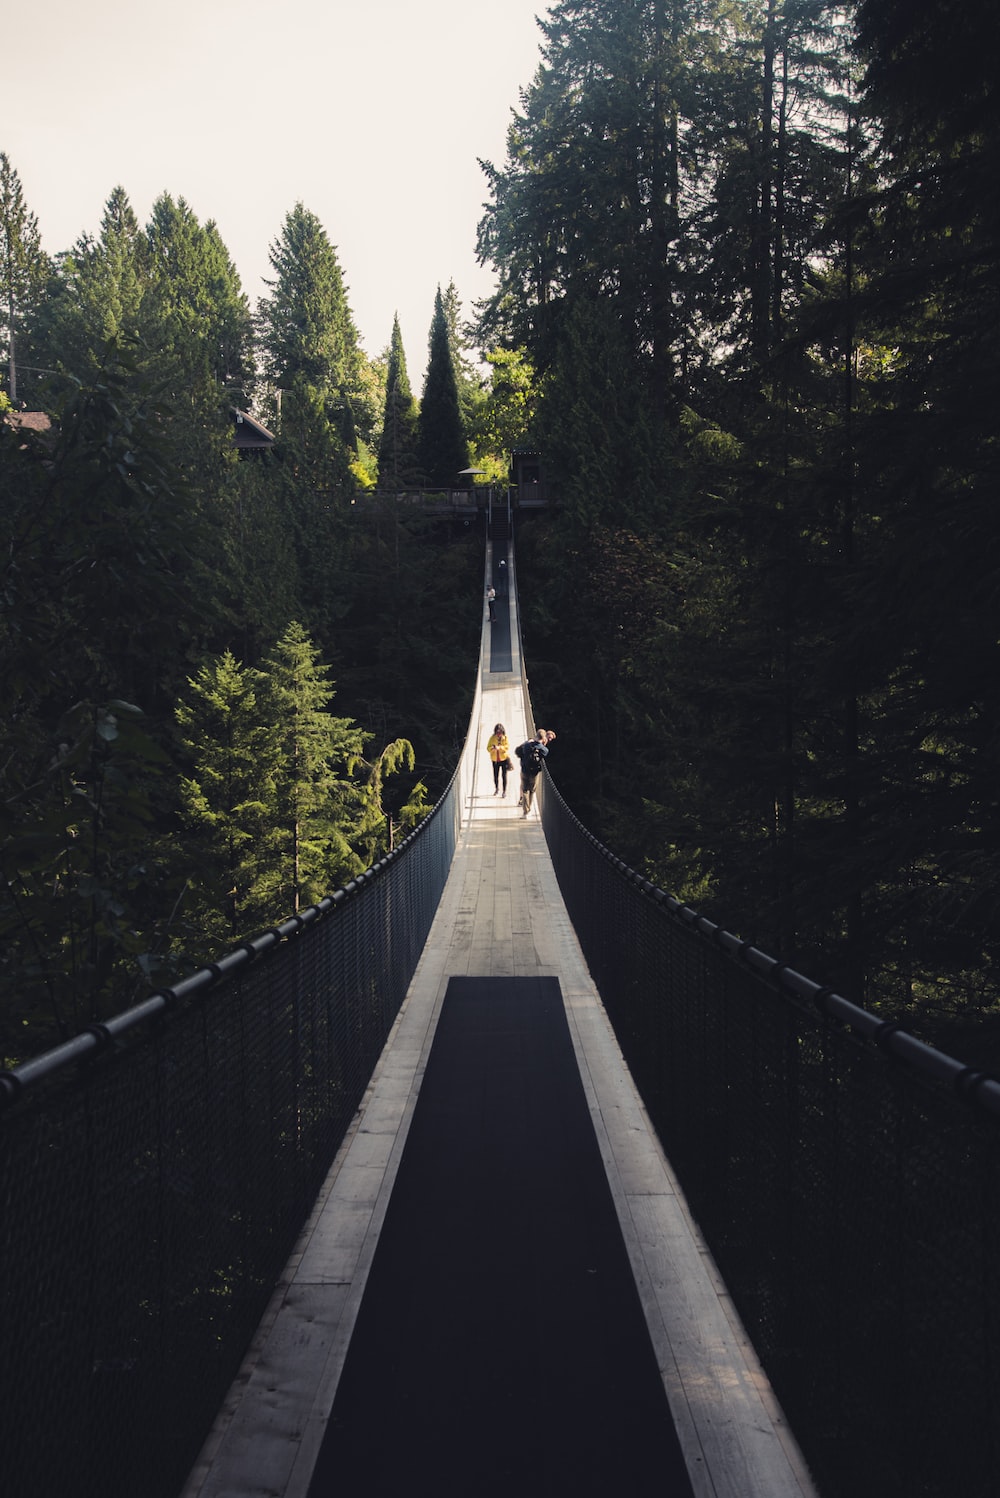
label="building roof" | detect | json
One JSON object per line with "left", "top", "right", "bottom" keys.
{"left": 232, "top": 409, "right": 276, "bottom": 450}
{"left": 5, "top": 409, "right": 53, "bottom": 434}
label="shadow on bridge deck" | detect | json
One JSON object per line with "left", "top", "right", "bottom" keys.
{"left": 183, "top": 544, "right": 817, "bottom": 1498}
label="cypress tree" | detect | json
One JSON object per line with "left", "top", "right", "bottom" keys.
{"left": 376, "top": 313, "right": 421, "bottom": 490}
{"left": 441, "top": 280, "right": 483, "bottom": 433}
{"left": 417, "top": 286, "right": 469, "bottom": 487}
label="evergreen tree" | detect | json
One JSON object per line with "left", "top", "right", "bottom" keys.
{"left": 468, "top": 345, "right": 539, "bottom": 477}
{"left": 260, "top": 621, "right": 368, "bottom": 911}
{"left": 94, "top": 186, "right": 147, "bottom": 343}
{"left": 175, "top": 651, "right": 280, "bottom": 943}
{"left": 257, "top": 202, "right": 360, "bottom": 400}
{"left": 692, "top": 0, "right": 861, "bottom": 385}
{"left": 441, "top": 280, "right": 483, "bottom": 432}
{"left": 0, "top": 152, "right": 48, "bottom": 403}
{"left": 0, "top": 694, "right": 172, "bottom": 1057}
{"left": 25, "top": 186, "right": 149, "bottom": 395}
{"left": 376, "top": 313, "right": 421, "bottom": 490}
{"left": 417, "top": 286, "right": 469, "bottom": 486}
{"left": 0, "top": 352, "right": 216, "bottom": 715}
{"left": 256, "top": 202, "right": 365, "bottom": 493}
{"left": 143, "top": 193, "right": 254, "bottom": 406}
{"left": 828, "top": 0, "right": 1000, "bottom": 1012}
{"left": 476, "top": 0, "right": 717, "bottom": 393}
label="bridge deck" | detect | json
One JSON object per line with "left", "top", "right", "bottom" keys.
{"left": 183, "top": 555, "right": 817, "bottom": 1498}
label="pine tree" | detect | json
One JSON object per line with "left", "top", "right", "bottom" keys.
{"left": 417, "top": 286, "right": 469, "bottom": 487}
{"left": 376, "top": 313, "right": 421, "bottom": 490}
{"left": 475, "top": 0, "right": 706, "bottom": 389}
{"left": 175, "top": 651, "right": 280, "bottom": 943}
{"left": 143, "top": 193, "right": 254, "bottom": 405}
{"left": 96, "top": 186, "right": 147, "bottom": 343}
{"left": 255, "top": 201, "right": 365, "bottom": 493}
{"left": 260, "top": 621, "right": 368, "bottom": 911}
{"left": 257, "top": 203, "right": 360, "bottom": 399}
{"left": 26, "top": 186, "right": 148, "bottom": 391}
{"left": 0, "top": 152, "right": 48, "bottom": 403}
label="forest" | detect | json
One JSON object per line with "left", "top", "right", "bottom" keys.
{"left": 2, "top": 0, "right": 999, "bottom": 1068}
{"left": 0, "top": 187, "right": 496, "bottom": 1061}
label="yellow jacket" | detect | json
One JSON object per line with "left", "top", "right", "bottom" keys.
{"left": 487, "top": 733, "right": 510, "bottom": 763}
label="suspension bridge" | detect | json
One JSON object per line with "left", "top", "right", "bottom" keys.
{"left": 2, "top": 530, "right": 999, "bottom": 1498}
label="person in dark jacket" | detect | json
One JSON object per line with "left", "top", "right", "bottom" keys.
{"left": 515, "top": 730, "right": 549, "bottom": 817}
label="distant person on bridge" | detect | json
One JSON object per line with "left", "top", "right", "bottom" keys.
{"left": 515, "top": 729, "right": 550, "bottom": 817}
{"left": 486, "top": 585, "right": 496, "bottom": 622}
{"left": 487, "top": 724, "right": 512, "bottom": 796}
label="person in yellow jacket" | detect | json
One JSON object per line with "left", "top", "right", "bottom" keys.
{"left": 486, "top": 723, "right": 512, "bottom": 797}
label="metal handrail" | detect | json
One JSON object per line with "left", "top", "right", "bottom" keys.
{"left": 542, "top": 772, "right": 1000, "bottom": 1118}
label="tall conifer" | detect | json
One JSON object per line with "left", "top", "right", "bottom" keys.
{"left": 257, "top": 203, "right": 360, "bottom": 399}
{"left": 23, "top": 186, "right": 148, "bottom": 395}
{"left": 0, "top": 152, "right": 47, "bottom": 403}
{"left": 376, "top": 313, "right": 421, "bottom": 490}
{"left": 143, "top": 194, "right": 254, "bottom": 403}
{"left": 261, "top": 622, "right": 367, "bottom": 911}
{"left": 175, "top": 651, "right": 280, "bottom": 942}
{"left": 417, "top": 287, "right": 469, "bottom": 487}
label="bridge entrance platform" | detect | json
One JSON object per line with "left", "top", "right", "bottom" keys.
{"left": 183, "top": 559, "right": 817, "bottom": 1498}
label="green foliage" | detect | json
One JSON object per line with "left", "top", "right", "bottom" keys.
{"left": 257, "top": 202, "right": 360, "bottom": 400}
{"left": 501, "top": 0, "right": 1000, "bottom": 1045}
{"left": 0, "top": 151, "right": 49, "bottom": 403}
{"left": 441, "top": 279, "right": 484, "bottom": 433}
{"left": 467, "top": 346, "right": 539, "bottom": 475}
{"left": 418, "top": 286, "right": 469, "bottom": 486}
{"left": 24, "top": 187, "right": 147, "bottom": 399}
{"left": 376, "top": 313, "right": 421, "bottom": 490}
{"left": 0, "top": 350, "right": 246, "bottom": 1056}
{"left": 260, "top": 621, "right": 368, "bottom": 912}
{"left": 143, "top": 194, "right": 255, "bottom": 406}
{"left": 0, "top": 171, "right": 477, "bottom": 1064}
{"left": 352, "top": 735, "right": 417, "bottom": 869}
{"left": 0, "top": 355, "right": 219, "bottom": 711}
{"left": 175, "top": 650, "right": 281, "bottom": 944}
{"left": 173, "top": 625, "right": 426, "bottom": 947}
{"left": 0, "top": 698, "right": 176, "bottom": 1058}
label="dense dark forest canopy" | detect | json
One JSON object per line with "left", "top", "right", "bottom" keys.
{"left": 0, "top": 174, "right": 492, "bottom": 1062}
{"left": 476, "top": 0, "right": 1000, "bottom": 1056}
{"left": 2, "top": 0, "right": 999, "bottom": 1064}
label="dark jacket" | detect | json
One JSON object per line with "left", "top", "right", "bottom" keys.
{"left": 515, "top": 738, "right": 548, "bottom": 778}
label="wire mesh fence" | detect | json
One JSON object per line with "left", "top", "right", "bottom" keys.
{"left": 0, "top": 775, "right": 459, "bottom": 1498}
{"left": 541, "top": 774, "right": 1000, "bottom": 1498}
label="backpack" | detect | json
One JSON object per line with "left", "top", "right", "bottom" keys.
{"left": 518, "top": 740, "right": 544, "bottom": 775}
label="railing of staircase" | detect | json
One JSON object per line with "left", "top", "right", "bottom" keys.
{"left": 540, "top": 771, "right": 1000, "bottom": 1498}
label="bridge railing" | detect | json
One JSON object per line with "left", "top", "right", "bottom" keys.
{"left": 540, "top": 772, "right": 1000, "bottom": 1498}
{"left": 0, "top": 755, "right": 474, "bottom": 1498}
{"left": 0, "top": 548, "right": 497, "bottom": 1498}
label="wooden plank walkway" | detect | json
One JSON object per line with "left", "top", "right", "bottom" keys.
{"left": 182, "top": 550, "right": 819, "bottom": 1498}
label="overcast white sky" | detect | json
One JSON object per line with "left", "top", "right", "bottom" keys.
{"left": 5, "top": 0, "right": 547, "bottom": 382}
